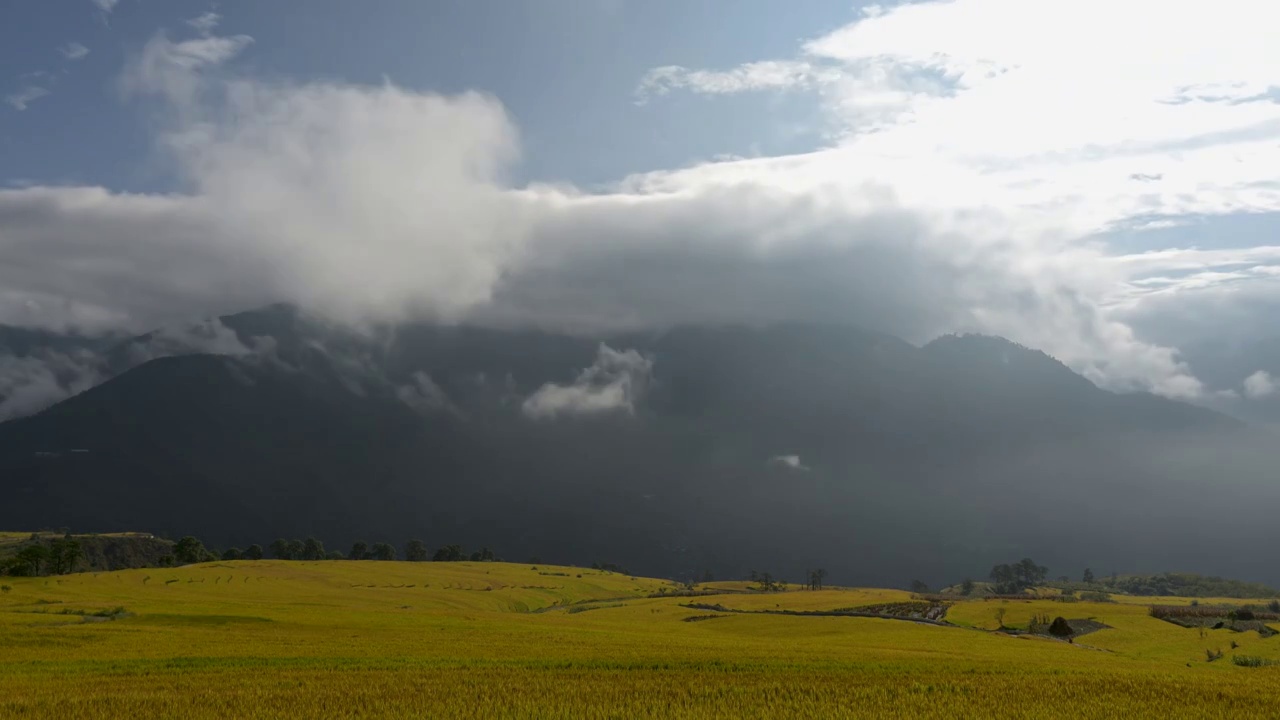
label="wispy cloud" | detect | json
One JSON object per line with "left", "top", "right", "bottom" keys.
{"left": 119, "top": 31, "right": 254, "bottom": 104}
{"left": 5, "top": 86, "right": 50, "bottom": 111}
{"left": 90, "top": 0, "right": 120, "bottom": 13}
{"left": 636, "top": 61, "right": 838, "bottom": 104}
{"left": 59, "top": 42, "right": 90, "bottom": 61}
{"left": 186, "top": 12, "right": 221, "bottom": 36}
{"left": 0, "top": 348, "right": 103, "bottom": 421}
{"left": 769, "top": 455, "right": 811, "bottom": 471}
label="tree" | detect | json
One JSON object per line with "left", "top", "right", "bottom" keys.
{"left": 244, "top": 544, "right": 264, "bottom": 561}
{"left": 752, "top": 572, "right": 781, "bottom": 591}
{"left": 808, "top": 569, "right": 827, "bottom": 591}
{"left": 702, "top": 569, "right": 715, "bottom": 583}
{"left": 270, "top": 538, "right": 291, "bottom": 560}
{"left": 326, "top": 550, "right": 345, "bottom": 560}
{"left": 1082, "top": 568, "right": 1095, "bottom": 584}
{"left": 15, "top": 545, "right": 50, "bottom": 576}
{"left": 470, "top": 547, "right": 495, "bottom": 562}
{"left": 404, "top": 540, "right": 428, "bottom": 562}
{"left": 909, "top": 579, "right": 930, "bottom": 594}
{"left": 1048, "top": 616, "right": 1073, "bottom": 637}
{"left": 370, "top": 543, "right": 397, "bottom": 561}
{"left": 48, "top": 538, "right": 82, "bottom": 575}
{"left": 222, "top": 547, "right": 243, "bottom": 561}
{"left": 47, "top": 540, "right": 65, "bottom": 575}
{"left": 1015, "top": 558, "right": 1047, "bottom": 587}
{"left": 989, "top": 564, "right": 1016, "bottom": 593}
{"left": 961, "top": 578, "right": 975, "bottom": 596}
{"left": 433, "top": 545, "right": 464, "bottom": 562}
{"left": 350, "top": 542, "right": 369, "bottom": 560}
{"left": 990, "top": 558, "right": 1047, "bottom": 594}
{"left": 286, "top": 539, "right": 305, "bottom": 560}
{"left": 302, "top": 537, "right": 325, "bottom": 561}
{"left": 173, "top": 536, "right": 208, "bottom": 565}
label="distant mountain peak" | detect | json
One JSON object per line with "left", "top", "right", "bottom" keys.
{"left": 922, "top": 333, "right": 1096, "bottom": 392}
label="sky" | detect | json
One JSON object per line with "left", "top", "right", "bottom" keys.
{"left": 2, "top": 0, "right": 1280, "bottom": 403}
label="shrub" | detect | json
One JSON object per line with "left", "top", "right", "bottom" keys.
{"left": 1270, "top": 599, "right": 1280, "bottom": 613}
{"left": 1233, "top": 655, "right": 1279, "bottom": 668}
{"left": 1048, "top": 617, "right": 1073, "bottom": 637}
{"left": 0, "top": 585, "right": 10, "bottom": 594}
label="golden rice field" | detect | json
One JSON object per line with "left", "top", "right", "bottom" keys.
{"left": 2, "top": 560, "right": 1278, "bottom": 718}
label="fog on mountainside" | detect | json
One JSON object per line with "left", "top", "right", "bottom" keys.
{"left": 1, "top": 305, "right": 1276, "bottom": 588}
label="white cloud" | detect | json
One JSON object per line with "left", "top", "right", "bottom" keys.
{"left": 3, "top": 14, "right": 1279, "bottom": 403}
{"left": 1244, "top": 370, "right": 1277, "bottom": 399}
{"left": 522, "top": 344, "right": 652, "bottom": 419}
{"left": 0, "top": 30, "right": 524, "bottom": 332}
{"left": 638, "top": 0, "right": 1280, "bottom": 229}
{"left": 0, "top": 349, "right": 102, "bottom": 420}
{"left": 122, "top": 318, "right": 252, "bottom": 365}
{"left": 5, "top": 86, "right": 50, "bottom": 111}
{"left": 769, "top": 454, "right": 811, "bottom": 471}
{"left": 59, "top": 42, "right": 90, "bottom": 61}
{"left": 623, "top": 0, "right": 1280, "bottom": 398}
{"left": 91, "top": 0, "right": 120, "bottom": 12}
{"left": 186, "top": 12, "right": 221, "bottom": 36}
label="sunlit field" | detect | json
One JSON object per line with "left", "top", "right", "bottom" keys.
{"left": 2, "top": 561, "right": 1278, "bottom": 719}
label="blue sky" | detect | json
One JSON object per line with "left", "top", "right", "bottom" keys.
{"left": 1, "top": 0, "right": 1280, "bottom": 404}
{"left": 1, "top": 0, "right": 851, "bottom": 189}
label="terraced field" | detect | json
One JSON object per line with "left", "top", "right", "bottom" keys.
{"left": 1, "top": 561, "right": 1278, "bottom": 718}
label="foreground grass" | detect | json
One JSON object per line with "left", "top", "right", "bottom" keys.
{"left": 1, "top": 561, "right": 1277, "bottom": 718}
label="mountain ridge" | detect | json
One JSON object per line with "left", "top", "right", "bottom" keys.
{"left": 0, "top": 306, "right": 1270, "bottom": 587}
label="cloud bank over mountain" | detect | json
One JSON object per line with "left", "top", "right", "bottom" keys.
{"left": 3, "top": 3, "right": 1280, "bottom": 402}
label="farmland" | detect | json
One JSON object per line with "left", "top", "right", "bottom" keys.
{"left": 2, "top": 561, "right": 1278, "bottom": 719}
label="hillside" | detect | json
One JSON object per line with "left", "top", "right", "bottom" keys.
{"left": 0, "top": 307, "right": 1274, "bottom": 588}
{"left": 1, "top": 560, "right": 1278, "bottom": 718}
{"left": 0, "top": 531, "right": 174, "bottom": 574}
